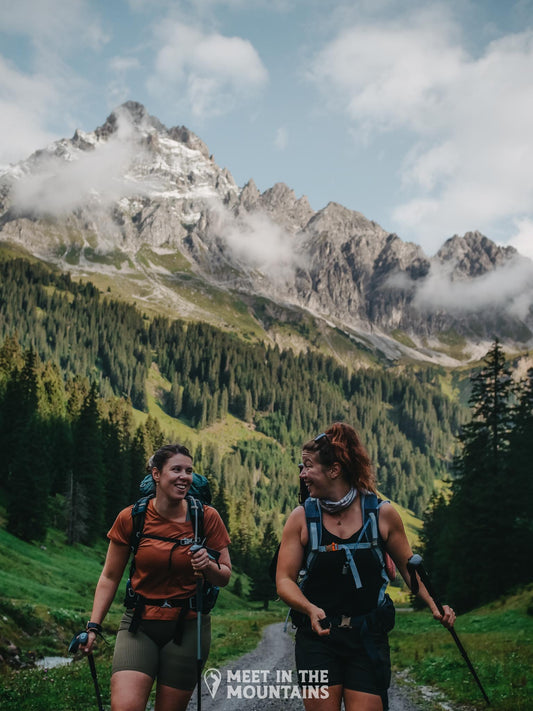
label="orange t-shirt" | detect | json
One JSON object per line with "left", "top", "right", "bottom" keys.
{"left": 108, "top": 499, "right": 231, "bottom": 620}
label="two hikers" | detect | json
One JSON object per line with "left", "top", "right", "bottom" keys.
{"left": 80, "top": 425, "right": 456, "bottom": 711}
{"left": 276, "top": 422, "right": 456, "bottom": 711}
{"left": 80, "top": 443, "right": 231, "bottom": 711}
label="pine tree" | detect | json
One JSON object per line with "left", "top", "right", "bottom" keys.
{"left": 248, "top": 519, "right": 279, "bottom": 609}
{"left": 507, "top": 366, "right": 533, "bottom": 588}
{"left": 432, "top": 341, "right": 514, "bottom": 611}
{"left": 5, "top": 349, "right": 51, "bottom": 540}
{"left": 72, "top": 383, "right": 105, "bottom": 543}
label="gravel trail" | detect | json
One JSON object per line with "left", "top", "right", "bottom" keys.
{"left": 187, "top": 622, "right": 454, "bottom": 711}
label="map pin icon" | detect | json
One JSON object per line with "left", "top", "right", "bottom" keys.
{"left": 203, "top": 668, "right": 222, "bottom": 698}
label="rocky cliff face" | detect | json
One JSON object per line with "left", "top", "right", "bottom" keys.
{"left": 1, "top": 101, "right": 532, "bottom": 361}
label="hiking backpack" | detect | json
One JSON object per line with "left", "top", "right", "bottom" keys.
{"left": 271, "top": 491, "right": 395, "bottom": 629}
{"left": 124, "top": 487, "right": 220, "bottom": 633}
{"left": 299, "top": 491, "right": 393, "bottom": 608}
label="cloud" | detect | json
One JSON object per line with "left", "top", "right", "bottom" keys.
{"left": 0, "top": 0, "right": 108, "bottom": 53}
{"left": 309, "top": 6, "right": 533, "bottom": 253}
{"left": 0, "top": 0, "right": 108, "bottom": 166}
{"left": 107, "top": 56, "right": 142, "bottom": 105}
{"left": 275, "top": 127, "right": 288, "bottom": 150}
{"left": 509, "top": 217, "right": 533, "bottom": 260}
{"left": 10, "top": 110, "right": 157, "bottom": 215}
{"left": 0, "top": 57, "right": 60, "bottom": 166}
{"left": 148, "top": 21, "right": 268, "bottom": 118}
{"left": 410, "top": 257, "right": 533, "bottom": 321}
{"left": 209, "top": 201, "right": 296, "bottom": 275}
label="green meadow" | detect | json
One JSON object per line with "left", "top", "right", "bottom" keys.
{"left": 0, "top": 525, "right": 531, "bottom": 711}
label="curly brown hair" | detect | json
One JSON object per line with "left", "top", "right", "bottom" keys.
{"left": 302, "top": 422, "right": 376, "bottom": 493}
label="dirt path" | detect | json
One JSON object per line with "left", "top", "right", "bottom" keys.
{"left": 187, "top": 622, "right": 455, "bottom": 711}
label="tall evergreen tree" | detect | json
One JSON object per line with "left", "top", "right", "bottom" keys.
{"left": 507, "top": 366, "right": 533, "bottom": 588}
{"left": 249, "top": 519, "right": 279, "bottom": 609}
{"left": 73, "top": 383, "right": 105, "bottom": 542}
{"left": 424, "top": 340, "right": 514, "bottom": 612}
{"left": 5, "top": 349, "right": 51, "bottom": 540}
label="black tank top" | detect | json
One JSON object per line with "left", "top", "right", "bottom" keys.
{"left": 303, "top": 523, "right": 384, "bottom": 617}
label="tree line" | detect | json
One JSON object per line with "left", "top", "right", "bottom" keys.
{"left": 421, "top": 340, "right": 533, "bottom": 613}
{"left": 0, "top": 258, "right": 464, "bottom": 522}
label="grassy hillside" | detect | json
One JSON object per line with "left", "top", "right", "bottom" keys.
{"left": 391, "top": 585, "right": 533, "bottom": 710}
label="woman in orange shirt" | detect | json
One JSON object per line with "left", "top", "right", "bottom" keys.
{"left": 81, "top": 443, "right": 231, "bottom": 711}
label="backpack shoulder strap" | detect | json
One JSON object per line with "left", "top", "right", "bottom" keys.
{"left": 186, "top": 495, "right": 204, "bottom": 543}
{"left": 298, "top": 498, "right": 322, "bottom": 589}
{"left": 130, "top": 495, "right": 153, "bottom": 555}
{"left": 304, "top": 497, "right": 322, "bottom": 551}
{"left": 364, "top": 493, "right": 393, "bottom": 604}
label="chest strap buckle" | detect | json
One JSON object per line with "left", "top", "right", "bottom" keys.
{"left": 339, "top": 615, "right": 352, "bottom": 629}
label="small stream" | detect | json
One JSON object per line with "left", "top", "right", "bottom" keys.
{"left": 35, "top": 656, "right": 73, "bottom": 669}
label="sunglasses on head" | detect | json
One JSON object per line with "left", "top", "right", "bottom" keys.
{"left": 314, "top": 432, "right": 331, "bottom": 446}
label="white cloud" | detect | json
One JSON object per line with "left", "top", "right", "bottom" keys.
{"left": 110, "top": 57, "right": 141, "bottom": 73}
{"left": 107, "top": 57, "right": 142, "bottom": 105}
{"left": 148, "top": 21, "right": 268, "bottom": 118}
{"left": 0, "top": 0, "right": 108, "bottom": 52}
{"left": 411, "top": 258, "right": 533, "bottom": 321}
{"left": 10, "top": 111, "right": 156, "bottom": 215}
{"left": 509, "top": 218, "right": 533, "bottom": 260}
{"left": 0, "top": 57, "right": 60, "bottom": 166}
{"left": 209, "top": 201, "right": 296, "bottom": 274}
{"left": 275, "top": 127, "right": 288, "bottom": 150}
{"left": 0, "top": 0, "right": 108, "bottom": 166}
{"left": 309, "top": 7, "right": 533, "bottom": 253}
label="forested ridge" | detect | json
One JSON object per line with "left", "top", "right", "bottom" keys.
{"left": 0, "top": 257, "right": 464, "bottom": 577}
{"left": 1, "top": 256, "right": 531, "bottom": 614}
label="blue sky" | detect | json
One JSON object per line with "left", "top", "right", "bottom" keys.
{"left": 1, "top": 0, "right": 533, "bottom": 258}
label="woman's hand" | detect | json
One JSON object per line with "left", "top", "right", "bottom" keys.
{"left": 190, "top": 546, "right": 212, "bottom": 574}
{"left": 79, "top": 630, "right": 98, "bottom": 655}
{"left": 309, "top": 605, "right": 330, "bottom": 636}
{"left": 433, "top": 604, "right": 456, "bottom": 629}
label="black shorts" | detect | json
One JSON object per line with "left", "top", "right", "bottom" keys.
{"left": 295, "top": 625, "right": 391, "bottom": 708}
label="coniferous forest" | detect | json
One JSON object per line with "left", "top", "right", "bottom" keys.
{"left": 421, "top": 340, "right": 533, "bottom": 612}
{"left": 1, "top": 257, "right": 531, "bottom": 611}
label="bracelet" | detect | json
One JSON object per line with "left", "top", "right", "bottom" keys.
{"left": 86, "top": 622, "right": 103, "bottom": 633}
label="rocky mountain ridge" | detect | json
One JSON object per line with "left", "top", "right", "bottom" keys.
{"left": 1, "top": 101, "right": 532, "bottom": 364}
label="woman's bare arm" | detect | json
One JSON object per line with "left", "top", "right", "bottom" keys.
{"left": 379, "top": 503, "right": 456, "bottom": 628}
{"left": 276, "top": 507, "right": 330, "bottom": 636}
{"left": 80, "top": 540, "right": 130, "bottom": 653}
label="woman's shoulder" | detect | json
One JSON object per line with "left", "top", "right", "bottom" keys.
{"left": 283, "top": 504, "right": 307, "bottom": 530}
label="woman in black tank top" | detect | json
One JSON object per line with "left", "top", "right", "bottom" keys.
{"left": 276, "top": 422, "right": 456, "bottom": 711}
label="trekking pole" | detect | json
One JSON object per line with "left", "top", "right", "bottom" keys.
{"left": 191, "top": 542, "right": 205, "bottom": 711}
{"left": 68, "top": 632, "right": 105, "bottom": 711}
{"left": 407, "top": 554, "right": 491, "bottom": 707}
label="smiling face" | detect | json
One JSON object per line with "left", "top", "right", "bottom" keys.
{"left": 152, "top": 452, "right": 194, "bottom": 503}
{"left": 299, "top": 449, "right": 332, "bottom": 499}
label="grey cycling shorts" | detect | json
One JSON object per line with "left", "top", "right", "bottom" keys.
{"left": 112, "top": 610, "right": 211, "bottom": 690}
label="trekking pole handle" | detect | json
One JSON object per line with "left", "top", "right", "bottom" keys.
{"left": 407, "top": 554, "right": 445, "bottom": 615}
{"left": 190, "top": 543, "right": 206, "bottom": 577}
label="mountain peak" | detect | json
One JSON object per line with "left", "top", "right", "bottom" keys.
{"left": 95, "top": 101, "right": 164, "bottom": 139}
{"left": 437, "top": 231, "right": 517, "bottom": 277}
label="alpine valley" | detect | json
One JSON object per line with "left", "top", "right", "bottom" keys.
{"left": 1, "top": 101, "right": 532, "bottom": 366}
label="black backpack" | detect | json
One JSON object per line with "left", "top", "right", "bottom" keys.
{"left": 123, "top": 493, "right": 220, "bottom": 638}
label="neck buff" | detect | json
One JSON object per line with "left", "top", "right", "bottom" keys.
{"left": 319, "top": 487, "right": 357, "bottom": 514}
